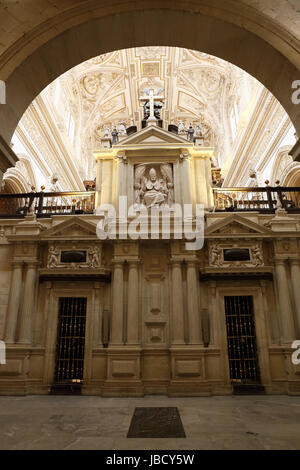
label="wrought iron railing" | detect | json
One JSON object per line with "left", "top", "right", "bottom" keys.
{"left": 213, "top": 186, "right": 300, "bottom": 213}
{"left": 0, "top": 191, "right": 95, "bottom": 218}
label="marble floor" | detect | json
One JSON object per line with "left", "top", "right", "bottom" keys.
{"left": 0, "top": 395, "right": 300, "bottom": 450}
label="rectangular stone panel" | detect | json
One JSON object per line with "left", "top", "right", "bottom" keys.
{"left": 127, "top": 407, "right": 186, "bottom": 438}
{"left": 111, "top": 360, "right": 136, "bottom": 377}
{"left": 0, "top": 360, "right": 22, "bottom": 376}
{"left": 175, "top": 360, "right": 201, "bottom": 377}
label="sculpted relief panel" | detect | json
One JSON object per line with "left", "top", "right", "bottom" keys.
{"left": 209, "top": 242, "right": 264, "bottom": 268}
{"left": 47, "top": 244, "right": 102, "bottom": 269}
{"left": 134, "top": 163, "right": 174, "bottom": 208}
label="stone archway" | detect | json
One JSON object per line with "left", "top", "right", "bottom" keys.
{"left": 0, "top": 2, "right": 300, "bottom": 162}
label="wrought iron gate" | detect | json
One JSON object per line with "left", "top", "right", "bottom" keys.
{"left": 54, "top": 297, "right": 87, "bottom": 388}
{"left": 224, "top": 296, "right": 261, "bottom": 389}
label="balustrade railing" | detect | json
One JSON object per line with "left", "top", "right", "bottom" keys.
{"left": 213, "top": 186, "right": 300, "bottom": 213}
{"left": 0, "top": 191, "right": 95, "bottom": 218}
{"left": 1, "top": 186, "right": 300, "bottom": 218}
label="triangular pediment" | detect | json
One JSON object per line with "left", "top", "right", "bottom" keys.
{"left": 40, "top": 216, "right": 97, "bottom": 239}
{"left": 114, "top": 125, "right": 191, "bottom": 147}
{"left": 205, "top": 214, "right": 272, "bottom": 236}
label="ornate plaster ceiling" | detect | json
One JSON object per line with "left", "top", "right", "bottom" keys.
{"left": 39, "top": 47, "right": 259, "bottom": 179}
{"left": 9, "top": 46, "right": 296, "bottom": 191}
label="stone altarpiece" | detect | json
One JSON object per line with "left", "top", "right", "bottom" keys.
{"left": 0, "top": 125, "right": 300, "bottom": 396}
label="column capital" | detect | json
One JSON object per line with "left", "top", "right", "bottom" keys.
{"left": 170, "top": 257, "right": 184, "bottom": 267}
{"left": 11, "top": 260, "right": 23, "bottom": 268}
{"left": 273, "top": 257, "right": 287, "bottom": 266}
{"left": 207, "top": 280, "right": 217, "bottom": 293}
{"left": 179, "top": 151, "right": 191, "bottom": 161}
{"left": 185, "top": 258, "right": 199, "bottom": 268}
{"left": 25, "top": 260, "right": 39, "bottom": 269}
{"left": 127, "top": 259, "right": 140, "bottom": 268}
{"left": 112, "top": 258, "right": 125, "bottom": 268}
{"left": 289, "top": 257, "right": 300, "bottom": 266}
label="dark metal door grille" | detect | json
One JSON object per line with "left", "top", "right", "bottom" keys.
{"left": 54, "top": 297, "right": 87, "bottom": 384}
{"left": 224, "top": 295, "right": 261, "bottom": 384}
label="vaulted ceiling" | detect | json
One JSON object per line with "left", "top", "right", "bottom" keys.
{"left": 9, "top": 46, "right": 297, "bottom": 192}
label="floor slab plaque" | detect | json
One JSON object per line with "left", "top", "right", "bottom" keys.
{"left": 127, "top": 407, "right": 186, "bottom": 438}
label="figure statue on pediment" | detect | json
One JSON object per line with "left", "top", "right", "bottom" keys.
{"left": 195, "top": 123, "right": 203, "bottom": 137}
{"left": 111, "top": 127, "right": 119, "bottom": 145}
{"left": 104, "top": 127, "right": 110, "bottom": 138}
{"left": 47, "top": 245, "right": 59, "bottom": 268}
{"left": 118, "top": 123, "right": 126, "bottom": 135}
{"left": 178, "top": 121, "right": 186, "bottom": 134}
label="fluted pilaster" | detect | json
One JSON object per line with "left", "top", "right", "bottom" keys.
{"left": 275, "top": 259, "right": 295, "bottom": 343}
{"left": 127, "top": 260, "right": 140, "bottom": 344}
{"left": 289, "top": 258, "right": 300, "bottom": 336}
{"left": 171, "top": 259, "right": 185, "bottom": 345}
{"left": 110, "top": 260, "right": 124, "bottom": 345}
{"left": 186, "top": 260, "right": 201, "bottom": 344}
{"left": 4, "top": 261, "right": 23, "bottom": 343}
{"left": 18, "top": 261, "right": 38, "bottom": 344}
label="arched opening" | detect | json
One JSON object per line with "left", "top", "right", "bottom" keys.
{"left": 0, "top": 4, "right": 300, "bottom": 153}
{"left": 7, "top": 45, "right": 297, "bottom": 199}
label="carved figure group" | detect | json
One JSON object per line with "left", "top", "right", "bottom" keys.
{"left": 134, "top": 164, "right": 174, "bottom": 208}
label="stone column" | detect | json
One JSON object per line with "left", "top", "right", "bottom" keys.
{"left": 274, "top": 259, "right": 295, "bottom": 343}
{"left": 4, "top": 261, "right": 23, "bottom": 343}
{"left": 18, "top": 261, "right": 38, "bottom": 344}
{"left": 289, "top": 258, "right": 300, "bottom": 336}
{"left": 207, "top": 281, "right": 217, "bottom": 345}
{"left": 117, "top": 154, "right": 127, "bottom": 198}
{"left": 180, "top": 154, "right": 192, "bottom": 205}
{"left": 127, "top": 260, "right": 139, "bottom": 344}
{"left": 260, "top": 280, "right": 280, "bottom": 343}
{"left": 110, "top": 260, "right": 124, "bottom": 345}
{"left": 171, "top": 259, "right": 185, "bottom": 344}
{"left": 186, "top": 260, "right": 201, "bottom": 344}
{"left": 95, "top": 158, "right": 102, "bottom": 208}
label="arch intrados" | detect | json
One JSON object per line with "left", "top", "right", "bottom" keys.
{"left": 1, "top": 7, "right": 300, "bottom": 145}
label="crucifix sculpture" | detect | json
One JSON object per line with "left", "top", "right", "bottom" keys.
{"left": 139, "top": 88, "right": 164, "bottom": 125}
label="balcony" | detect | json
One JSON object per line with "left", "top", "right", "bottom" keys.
{"left": 0, "top": 186, "right": 300, "bottom": 218}
{"left": 0, "top": 191, "right": 95, "bottom": 218}
{"left": 212, "top": 186, "right": 300, "bottom": 213}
